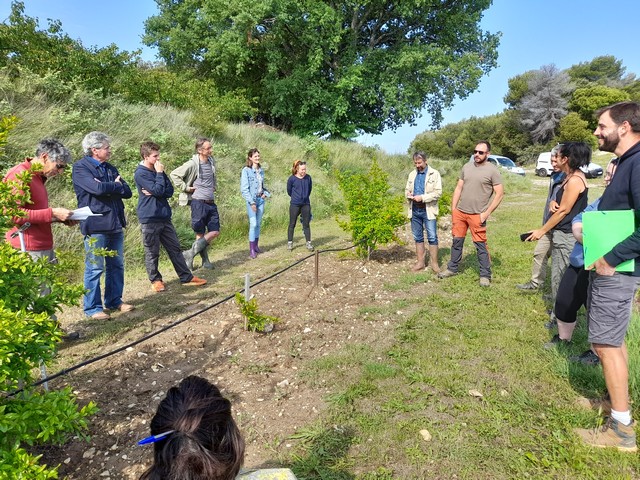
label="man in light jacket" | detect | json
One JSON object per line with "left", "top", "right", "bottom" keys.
{"left": 405, "top": 151, "right": 442, "bottom": 273}
{"left": 170, "top": 137, "right": 218, "bottom": 270}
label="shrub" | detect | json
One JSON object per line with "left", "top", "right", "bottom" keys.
{"left": 438, "top": 190, "right": 452, "bottom": 217}
{"left": 336, "top": 159, "right": 406, "bottom": 258}
{"left": 0, "top": 155, "right": 96, "bottom": 478}
{"left": 0, "top": 114, "right": 19, "bottom": 172}
{"left": 235, "top": 293, "right": 279, "bottom": 333}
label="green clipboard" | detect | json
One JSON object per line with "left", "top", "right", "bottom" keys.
{"left": 582, "top": 210, "right": 635, "bottom": 272}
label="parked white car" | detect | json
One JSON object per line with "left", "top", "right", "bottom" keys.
{"left": 536, "top": 151, "right": 603, "bottom": 178}
{"left": 535, "top": 152, "right": 554, "bottom": 177}
{"left": 469, "top": 154, "right": 526, "bottom": 176}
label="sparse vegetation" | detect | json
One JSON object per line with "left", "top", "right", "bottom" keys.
{"left": 235, "top": 293, "right": 280, "bottom": 333}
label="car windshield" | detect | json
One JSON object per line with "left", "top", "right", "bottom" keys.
{"left": 495, "top": 157, "right": 516, "bottom": 167}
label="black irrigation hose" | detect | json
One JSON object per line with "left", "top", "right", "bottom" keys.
{"left": 4, "top": 243, "right": 357, "bottom": 398}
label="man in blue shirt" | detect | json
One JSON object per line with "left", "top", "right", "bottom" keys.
{"left": 405, "top": 151, "right": 442, "bottom": 272}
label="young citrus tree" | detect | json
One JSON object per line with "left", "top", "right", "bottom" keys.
{"left": 0, "top": 128, "right": 96, "bottom": 478}
{"left": 337, "top": 159, "right": 405, "bottom": 258}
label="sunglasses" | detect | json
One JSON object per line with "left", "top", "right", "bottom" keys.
{"left": 56, "top": 163, "right": 67, "bottom": 170}
{"left": 473, "top": 150, "right": 487, "bottom": 155}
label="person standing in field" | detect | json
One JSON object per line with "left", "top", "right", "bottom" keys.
{"left": 438, "top": 141, "right": 504, "bottom": 287}
{"left": 545, "top": 158, "right": 618, "bottom": 361}
{"left": 240, "top": 148, "right": 270, "bottom": 259}
{"left": 3, "top": 138, "right": 79, "bottom": 340}
{"left": 134, "top": 141, "right": 207, "bottom": 292}
{"left": 405, "top": 151, "right": 442, "bottom": 273}
{"left": 525, "top": 142, "right": 590, "bottom": 318}
{"left": 574, "top": 102, "right": 640, "bottom": 452}
{"left": 286, "top": 160, "right": 313, "bottom": 251}
{"left": 72, "top": 131, "right": 134, "bottom": 320}
{"left": 170, "top": 138, "right": 219, "bottom": 271}
{"left": 516, "top": 144, "right": 565, "bottom": 292}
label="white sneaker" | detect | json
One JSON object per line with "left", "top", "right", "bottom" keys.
{"left": 306, "top": 241, "right": 314, "bottom": 251}
{"left": 287, "top": 241, "right": 293, "bottom": 251}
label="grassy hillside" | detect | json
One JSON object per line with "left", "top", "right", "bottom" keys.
{"left": 1, "top": 69, "right": 529, "bottom": 277}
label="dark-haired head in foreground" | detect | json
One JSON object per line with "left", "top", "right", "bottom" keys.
{"left": 140, "top": 375, "right": 245, "bottom": 480}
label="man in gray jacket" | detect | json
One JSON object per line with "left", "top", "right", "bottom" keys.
{"left": 170, "top": 138, "right": 219, "bottom": 270}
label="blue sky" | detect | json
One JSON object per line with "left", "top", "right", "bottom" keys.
{"left": 3, "top": 0, "right": 639, "bottom": 153}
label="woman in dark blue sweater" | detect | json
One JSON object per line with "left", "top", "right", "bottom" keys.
{"left": 286, "top": 160, "right": 313, "bottom": 251}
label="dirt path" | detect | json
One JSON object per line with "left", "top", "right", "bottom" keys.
{"left": 43, "top": 238, "right": 422, "bottom": 479}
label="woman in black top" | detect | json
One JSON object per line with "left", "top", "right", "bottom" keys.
{"left": 286, "top": 160, "right": 313, "bottom": 251}
{"left": 527, "top": 142, "right": 590, "bottom": 307}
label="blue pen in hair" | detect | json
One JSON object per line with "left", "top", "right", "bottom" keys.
{"left": 138, "top": 430, "right": 174, "bottom": 445}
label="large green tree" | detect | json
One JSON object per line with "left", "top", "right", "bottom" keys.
{"left": 566, "top": 55, "right": 633, "bottom": 87}
{"left": 144, "top": 0, "right": 500, "bottom": 138}
{"left": 569, "top": 85, "right": 629, "bottom": 130}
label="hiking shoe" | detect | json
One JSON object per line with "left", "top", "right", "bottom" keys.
{"left": 479, "top": 277, "right": 491, "bottom": 287}
{"left": 544, "top": 318, "right": 557, "bottom": 330}
{"left": 516, "top": 281, "right": 539, "bottom": 291}
{"left": 576, "top": 393, "right": 613, "bottom": 415}
{"left": 151, "top": 280, "right": 166, "bottom": 292}
{"left": 570, "top": 349, "right": 600, "bottom": 366}
{"left": 183, "top": 276, "right": 207, "bottom": 287}
{"left": 544, "top": 334, "right": 571, "bottom": 349}
{"left": 306, "top": 241, "right": 314, "bottom": 251}
{"left": 104, "top": 303, "right": 135, "bottom": 313}
{"left": 437, "top": 269, "right": 457, "bottom": 279}
{"left": 62, "top": 330, "right": 80, "bottom": 341}
{"left": 574, "top": 418, "right": 638, "bottom": 452}
{"left": 287, "top": 241, "right": 293, "bottom": 251}
{"left": 87, "top": 311, "right": 110, "bottom": 320}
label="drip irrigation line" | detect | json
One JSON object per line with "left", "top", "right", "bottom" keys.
{"left": 4, "top": 243, "right": 357, "bottom": 398}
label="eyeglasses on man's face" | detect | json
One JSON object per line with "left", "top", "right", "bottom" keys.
{"left": 473, "top": 150, "right": 487, "bottom": 155}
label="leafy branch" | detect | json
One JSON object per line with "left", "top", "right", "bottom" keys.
{"left": 235, "top": 293, "right": 280, "bottom": 333}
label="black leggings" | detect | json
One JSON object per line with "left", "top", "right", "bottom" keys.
{"left": 288, "top": 204, "right": 311, "bottom": 242}
{"left": 554, "top": 265, "right": 589, "bottom": 323}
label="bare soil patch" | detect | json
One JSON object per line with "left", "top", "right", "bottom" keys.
{"left": 44, "top": 239, "right": 423, "bottom": 480}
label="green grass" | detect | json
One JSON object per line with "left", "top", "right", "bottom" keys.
{"left": 288, "top": 175, "right": 640, "bottom": 479}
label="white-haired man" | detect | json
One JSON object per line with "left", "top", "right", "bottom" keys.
{"left": 72, "top": 131, "right": 134, "bottom": 320}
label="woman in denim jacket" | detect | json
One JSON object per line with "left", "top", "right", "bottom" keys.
{"left": 240, "top": 148, "right": 270, "bottom": 258}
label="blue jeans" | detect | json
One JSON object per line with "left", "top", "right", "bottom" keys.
{"left": 410, "top": 209, "right": 438, "bottom": 245}
{"left": 246, "top": 198, "right": 265, "bottom": 241}
{"left": 83, "top": 232, "right": 125, "bottom": 316}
